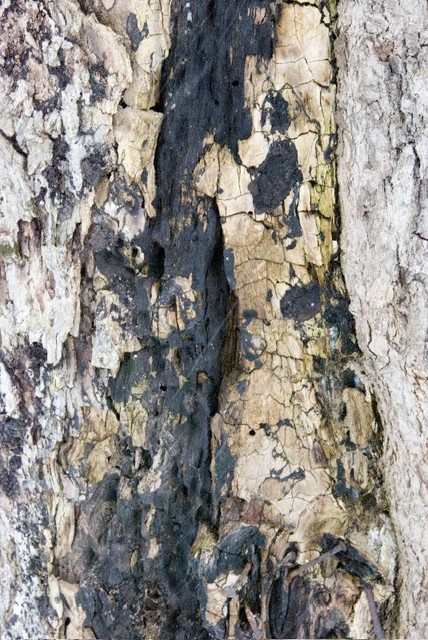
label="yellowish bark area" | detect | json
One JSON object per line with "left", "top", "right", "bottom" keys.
{"left": 189, "top": 4, "right": 396, "bottom": 634}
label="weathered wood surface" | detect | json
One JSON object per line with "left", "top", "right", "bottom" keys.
{"left": 336, "top": 1, "right": 428, "bottom": 637}
{"left": 0, "top": 0, "right": 424, "bottom": 638}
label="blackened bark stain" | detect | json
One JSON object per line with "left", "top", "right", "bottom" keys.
{"left": 280, "top": 282, "right": 322, "bottom": 322}
{"left": 137, "top": 3, "right": 278, "bottom": 636}
{"left": 249, "top": 140, "right": 302, "bottom": 213}
{"left": 126, "top": 13, "right": 149, "bottom": 52}
{"left": 153, "top": 0, "right": 277, "bottom": 179}
{"left": 76, "top": 2, "right": 279, "bottom": 639}
{"left": 261, "top": 90, "right": 291, "bottom": 134}
{"left": 0, "top": 418, "right": 24, "bottom": 499}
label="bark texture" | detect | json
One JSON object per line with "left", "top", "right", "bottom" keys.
{"left": 0, "top": 0, "right": 423, "bottom": 638}
{"left": 336, "top": 1, "right": 428, "bottom": 637}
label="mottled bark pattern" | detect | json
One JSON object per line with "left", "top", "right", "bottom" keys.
{"left": 0, "top": 0, "right": 415, "bottom": 639}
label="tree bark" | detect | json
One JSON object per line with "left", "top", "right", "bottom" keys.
{"left": 0, "top": 0, "right": 424, "bottom": 638}
{"left": 336, "top": 1, "right": 428, "bottom": 637}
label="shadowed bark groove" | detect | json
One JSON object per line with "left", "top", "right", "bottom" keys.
{"left": 4, "top": 0, "right": 425, "bottom": 639}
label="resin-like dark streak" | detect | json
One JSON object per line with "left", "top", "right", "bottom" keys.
{"left": 74, "top": 2, "right": 278, "bottom": 639}
{"left": 134, "top": 3, "right": 278, "bottom": 637}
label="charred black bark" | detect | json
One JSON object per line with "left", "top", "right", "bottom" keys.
{"left": 72, "top": 2, "right": 280, "bottom": 638}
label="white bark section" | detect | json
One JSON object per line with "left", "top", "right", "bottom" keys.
{"left": 336, "top": 1, "right": 428, "bottom": 636}
{"left": 0, "top": 1, "right": 169, "bottom": 637}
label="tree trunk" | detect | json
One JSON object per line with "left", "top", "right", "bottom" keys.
{"left": 0, "top": 0, "right": 424, "bottom": 638}
{"left": 336, "top": 1, "right": 428, "bottom": 637}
